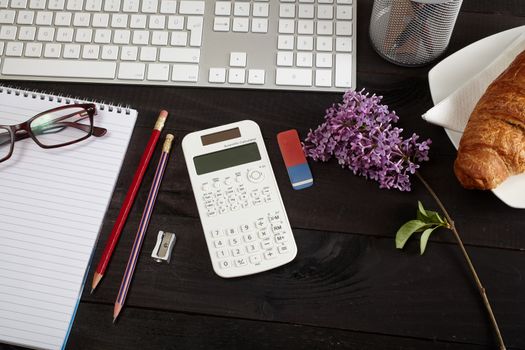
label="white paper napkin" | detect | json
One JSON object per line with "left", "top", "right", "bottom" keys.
{"left": 422, "top": 33, "right": 525, "bottom": 132}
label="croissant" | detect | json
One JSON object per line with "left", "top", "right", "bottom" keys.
{"left": 454, "top": 50, "right": 525, "bottom": 190}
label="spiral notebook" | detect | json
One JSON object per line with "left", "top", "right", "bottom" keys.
{"left": 0, "top": 86, "right": 137, "bottom": 350}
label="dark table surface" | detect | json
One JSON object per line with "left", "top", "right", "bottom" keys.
{"left": 2, "top": 1, "right": 525, "bottom": 349}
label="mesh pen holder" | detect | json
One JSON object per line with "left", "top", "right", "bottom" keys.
{"left": 369, "top": 0, "right": 463, "bottom": 67}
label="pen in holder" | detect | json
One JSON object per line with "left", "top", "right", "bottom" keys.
{"left": 369, "top": 0, "right": 463, "bottom": 67}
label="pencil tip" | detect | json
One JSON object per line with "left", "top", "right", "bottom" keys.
{"left": 91, "top": 273, "right": 103, "bottom": 293}
{"left": 113, "top": 317, "right": 117, "bottom": 324}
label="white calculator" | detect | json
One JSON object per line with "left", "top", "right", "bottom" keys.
{"left": 182, "top": 120, "right": 297, "bottom": 278}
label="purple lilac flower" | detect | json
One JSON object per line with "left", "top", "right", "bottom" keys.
{"left": 303, "top": 89, "right": 431, "bottom": 191}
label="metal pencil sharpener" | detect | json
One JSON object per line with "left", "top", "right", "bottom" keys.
{"left": 151, "top": 231, "right": 176, "bottom": 263}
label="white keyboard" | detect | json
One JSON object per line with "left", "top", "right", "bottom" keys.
{"left": 0, "top": 0, "right": 356, "bottom": 92}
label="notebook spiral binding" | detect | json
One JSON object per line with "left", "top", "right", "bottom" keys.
{"left": 0, "top": 85, "right": 132, "bottom": 115}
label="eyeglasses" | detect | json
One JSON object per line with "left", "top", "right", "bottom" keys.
{"left": 0, "top": 103, "right": 107, "bottom": 163}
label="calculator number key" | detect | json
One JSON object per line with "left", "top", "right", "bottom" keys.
{"left": 219, "top": 260, "right": 232, "bottom": 269}
{"left": 231, "top": 247, "right": 244, "bottom": 257}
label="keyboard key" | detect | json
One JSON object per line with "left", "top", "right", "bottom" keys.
{"left": 335, "top": 53, "right": 352, "bottom": 88}
{"left": 296, "top": 36, "right": 313, "bottom": 50}
{"left": 91, "top": 13, "right": 108, "bottom": 27}
{"left": 297, "top": 20, "right": 313, "bottom": 35}
{"left": 82, "top": 44, "right": 100, "bottom": 59}
{"left": 5, "top": 42, "right": 23, "bottom": 56}
{"left": 232, "top": 17, "right": 248, "bottom": 32}
{"left": 172, "top": 64, "right": 199, "bottom": 82}
{"left": 210, "top": 229, "right": 222, "bottom": 239}
{"left": 167, "top": 15, "right": 184, "bottom": 30}
{"left": 316, "top": 36, "right": 332, "bottom": 51}
{"left": 111, "top": 14, "right": 129, "bottom": 28}
{"left": 276, "top": 68, "right": 312, "bottom": 86}
{"left": 244, "top": 232, "right": 256, "bottom": 243}
{"left": 317, "top": 5, "right": 333, "bottom": 19}
{"left": 11, "top": 0, "right": 27, "bottom": 8}
{"left": 120, "top": 46, "right": 138, "bottom": 60}
{"left": 252, "top": 3, "right": 268, "bottom": 17}
{"left": 234, "top": 2, "right": 250, "bottom": 16}
{"left": 276, "top": 52, "right": 293, "bottom": 67}
{"left": 336, "top": 37, "right": 352, "bottom": 52}
{"left": 279, "top": 4, "right": 295, "bottom": 18}
{"left": 215, "top": 1, "right": 231, "bottom": 15}
{"left": 277, "top": 244, "right": 291, "bottom": 254}
{"left": 316, "top": 53, "right": 332, "bottom": 67}
{"left": 187, "top": 16, "right": 203, "bottom": 46}
{"left": 251, "top": 18, "right": 268, "bottom": 33}
{"left": 18, "top": 26, "right": 36, "bottom": 40}
{"left": 246, "top": 243, "right": 259, "bottom": 253}
{"left": 179, "top": 1, "right": 204, "bottom": 15}
{"left": 37, "top": 27, "right": 55, "bottom": 42}
{"left": 213, "top": 17, "right": 230, "bottom": 32}
{"left": 298, "top": 4, "right": 314, "bottom": 18}
{"left": 101, "top": 45, "right": 118, "bottom": 60}
{"left": 0, "top": 26, "right": 16, "bottom": 40}
{"left": 170, "top": 31, "right": 188, "bottom": 46}
{"left": 278, "top": 19, "right": 294, "bottom": 34}
{"left": 141, "top": 47, "right": 157, "bottom": 61}
{"left": 141, "top": 0, "right": 157, "bottom": 13}
{"left": 317, "top": 20, "right": 333, "bottom": 35}
{"left": 151, "top": 31, "right": 168, "bottom": 45}
{"left": 278, "top": 35, "right": 294, "bottom": 50}
{"left": 258, "top": 229, "right": 270, "bottom": 240}
{"left": 336, "top": 5, "right": 352, "bottom": 20}
{"left": 66, "top": 0, "right": 82, "bottom": 10}
{"left": 297, "top": 52, "right": 313, "bottom": 67}
{"left": 73, "top": 12, "right": 90, "bottom": 27}
{"left": 36, "top": 11, "right": 54, "bottom": 26}
{"left": 63, "top": 43, "right": 80, "bottom": 58}
{"left": 229, "top": 52, "right": 246, "bottom": 67}
{"left": 248, "top": 69, "right": 265, "bottom": 85}
{"left": 24, "top": 42, "right": 41, "bottom": 57}
{"left": 85, "top": 0, "right": 101, "bottom": 11}
{"left": 315, "top": 69, "right": 332, "bottom": 87}
{"left": 336, "top": 21, "right": 352, "bottom": 36}
{"left": 118, "top": 62, "right": 145, "bottom": 80}
{"left": 17, "top": 10, "right": 34, "bottom": 24}
{"left": 0, "top": 10, "right": 15, "bottom": 24}
{"left": 148, "top": 15, "right": 165, "bottom": 29}
{"left": 29, "top": 0, "right": 45, "bottom": 9}
{"left": 113, "top": 29, "right": 130, "bottom": 44}
{"left": 229, "top": 237, "right": 241, "bottom": 247}
{"left": 160, "top": 47, "right": 200, "bottom": 63}
{"left": 160, "top": 0, "right": 177, "bottom": 14}
{"left": 228, "top": 68, "right": 245, "bottom": 84}
{"left": 123, "top": 0, "right": 140, "bottom": 12}
{"left": 130, "top": 14, "right": 147, "bottom": 28}
{"left": 2, "top": 58, "right": 116, "bottom": 78}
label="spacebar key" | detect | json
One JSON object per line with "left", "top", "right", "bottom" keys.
{"left": 2, "top": 59, "right": 116, "bottom": 79}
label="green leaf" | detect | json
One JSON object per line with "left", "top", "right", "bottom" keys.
{"left": 416, "top": 201, "right": 446, "bottom": 225}
{"left": 420, "top": 227, "right": 438, "bottom": 255}
{"left": 396, "top": 220, "right": 428, "bottom": 249}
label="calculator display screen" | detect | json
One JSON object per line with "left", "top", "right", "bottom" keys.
{"left": 194, "top": 143, "right": 261, "bottom": 175}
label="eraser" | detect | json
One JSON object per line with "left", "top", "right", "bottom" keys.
{"left": 277, "top": 129, "right": 313, "bottom": 190}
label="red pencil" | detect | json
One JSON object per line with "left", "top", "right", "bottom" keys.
{"left": 91, "top": 110, "right": 168, "bottom": 293}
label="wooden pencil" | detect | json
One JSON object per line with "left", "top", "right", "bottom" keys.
{"left": 113, "top": 134, "right": 174, "bottom": 322}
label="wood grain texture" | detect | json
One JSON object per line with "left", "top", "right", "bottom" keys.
{"left": 2, "top": 1, "right": 525, "bottom": 350}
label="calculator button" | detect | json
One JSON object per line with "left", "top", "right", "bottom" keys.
{"left": 277, "top": 244, "right": 290, "bottom": 254}
{"left": 214, "top": 239, "right": 226, "bottom": 248}
{"left": 225, "top": 187, "right": 235, "bottom": 196}
{"left": 229, "top": 237, "right": 241, "bottom": 246}
{"left": 268, "top": 212, "right": 282, "bottom": 223}
{"left": 258, "top": 229, "right": 270, "bottom": 240}
{"left": 252, "top": 198, "right": 263, "bottom": 206}
{"left": 264, "top": 196, "right": 272, "bottom": 203}
{"left": 203, "top": 193, "right": 214, "bottom": 201}
{"left": 271, "top": 223, "right": 284, "bottom": 233}
{"left": 218, "top": 260, "right": 232, "bottom": 269}
{"left": 246, "top": 243, "right": 259, "bottom": 253}
{"left": 262, "top": 187, "right": 270, "bottom": 196}
{"left": 239, "top": 193, "right": 248, "bottom": 202}
{"left": 217, "top": 249, "right": 229, "bottom": 259}
{"left": 236, "top": 184, "right": 246, "bottom": 193}
{"left": 213, "top": 181, "right": 221, "bottom": 189}
{"left": 224, "top": 177, "right": 233, "bottom": 186}
{"left": 275, "top": 234, "right": 287, "bottom": 243}
{"left": 255, "top": 218, "right": 267, "bottom": 229}
{"left": 231, "top": 247, "right": 244, "bottom": 257}
{"left": 201, "top": 183, "right": 211, "bottom": 192}
{"left": 217, "top": 198, "right": 226, "bottom": 206}
{"left": 247, "top": 169, "right": 264, "bottom": 183}
{"left": 218, "top": 206, "right": 228, "bottom": 214}
{"left": 234, "top": 257, "right": 248, "bottom": 267}
{"left": 264, "top": 248, "right": 277, "bottom": 260}
{"left": 235, "top": 175, "right": 243, "bottom": 183}
{"left": 228, "top": 196, "right": 237, "bottom": 204}
{"left": 240, "top": 224, "right": 251, "bottom": 232}
{"left": 241, "top": 202, "right": 249, "bottom": 209}
{"left": 230, "top": 203, "right": 240, "bottom": 211}
{"left": 244, "top": 232, "right": 256, "bottom": 242}
{"left": 210, "top": 229, "right": 222, "bottom": 238}
{"left": 261, "top": 240, "right": 273, "bottom": 250}
{"left": 207, "top": 210, "right": 217, "bottom": 217}
{"left": 249, "top": 254, "right": 262, "bottom": 265}
{"left": 250, "top": 190, "right": 260, "bottom": 198}
{"left": 225, "top": 228, "right": 236, "bottom": 236}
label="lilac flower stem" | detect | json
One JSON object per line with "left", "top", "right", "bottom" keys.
{"left": 415, "top": 171, "right": 506, "bottom": 350}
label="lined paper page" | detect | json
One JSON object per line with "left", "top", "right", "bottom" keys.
{"left": 0, "top": 88, "right": 137, "bottom": 350}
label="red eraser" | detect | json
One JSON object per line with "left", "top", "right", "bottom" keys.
{"left": 277, "top": 129, "right": 307, "bottom": 167}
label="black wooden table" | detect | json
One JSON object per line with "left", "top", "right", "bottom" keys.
{"left": 3, "top": 1, "right": 525, "bottom": 349}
